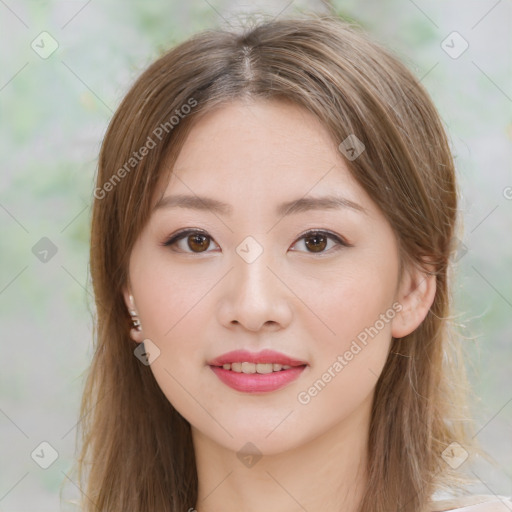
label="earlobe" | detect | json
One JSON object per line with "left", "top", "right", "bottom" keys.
{"left": 391, "top": 264, "right": 437, "bottom": 339}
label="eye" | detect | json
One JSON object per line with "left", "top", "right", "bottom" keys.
{"left": 291, "top": 229, "right": 352, "bottom": 255}
{"left": 161, "top": 228, "right": 351, "bottom": 255}
{"left": 161, "top": 229, "right": 219, "bottom": 254}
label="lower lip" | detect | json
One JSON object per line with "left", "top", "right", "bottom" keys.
{"left": 209, "top": 365, "right": 307, "bottom": 393}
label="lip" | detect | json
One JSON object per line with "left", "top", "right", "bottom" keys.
{"left": 209, "top": 365, "right": 307, "bottom": 393}
{"left": 208, "top": 349, "right": 308, "bottom": 367}
{"left": 208, "top": 349, "right": 309, "bottom": 394}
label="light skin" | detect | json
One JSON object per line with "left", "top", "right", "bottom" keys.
{"left": 123, "top": 98, "right": 436, "bottom": 512}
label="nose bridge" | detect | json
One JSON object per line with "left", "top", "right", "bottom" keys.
{"left": 219, "top": 236, "right": 291, "bottom": 331}
{"left": 233, "top": 239, "right": 278, "bottom": 301}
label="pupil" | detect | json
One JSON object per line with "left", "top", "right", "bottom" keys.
{"left": 189, "top": 234, "right": 209, "bottom": 252}
{"left": 305, "top": 233, "right": 327, "bottom": 252}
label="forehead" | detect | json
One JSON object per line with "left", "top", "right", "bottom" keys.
{"left": 152, "top": 99, "right": 372, "bottom": 217}
{"left": 172, "top": 98, "right": 336, "bottom": 167}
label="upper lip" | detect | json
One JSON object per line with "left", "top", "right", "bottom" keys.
{"left": 208, "top": 349, "right": 308, "bottom": 367}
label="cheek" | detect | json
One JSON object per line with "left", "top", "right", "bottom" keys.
{"left": 295, "top": 274, "right": 396, "bottom": 420}
{"left": 302, "top": 250, "right": 398, "bottom": 390}
{"left": 134, "top": 254, "right": 214, "bottom": 339}
{"left": 315, "top": 287, "right": 395, "bottom": 382}
{"left": 307, "top": 255, "right": 398, "bottom": 341}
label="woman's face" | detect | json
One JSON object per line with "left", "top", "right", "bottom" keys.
{"left": 123, "top": 98, "right": 425, "bottom": 455}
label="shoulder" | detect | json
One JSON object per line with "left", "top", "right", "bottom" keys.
{"left": 429, "top": 494, "right": 512, "bottom": 512}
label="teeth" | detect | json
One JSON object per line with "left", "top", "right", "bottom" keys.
{"left": 220, "top": 362, "right": 293, "bottom": 373}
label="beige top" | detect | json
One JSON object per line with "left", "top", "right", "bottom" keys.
{"left": 430, "top": 495, "right": 512, "bottom": 511}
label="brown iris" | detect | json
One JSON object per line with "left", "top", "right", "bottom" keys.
{"left": 187, "top": 233, "right": 210, "bottom": 252}
{"left": 304, "top": 232, "right": 328, "bottom": 253}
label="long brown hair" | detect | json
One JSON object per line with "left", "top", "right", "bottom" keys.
{"left": 68, "top": 12, "right": 488, "bottom": 512}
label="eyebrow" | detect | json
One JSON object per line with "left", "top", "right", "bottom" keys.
{"left": 153, "top": 193, "right": 367, "bottom": 217}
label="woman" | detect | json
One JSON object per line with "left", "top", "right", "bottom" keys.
{"left": 72, "top": 12, "right": 512, "bottom": 512}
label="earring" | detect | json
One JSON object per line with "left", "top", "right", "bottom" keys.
{"left": 128, "top": 295, "right": 142, "bottom": 332}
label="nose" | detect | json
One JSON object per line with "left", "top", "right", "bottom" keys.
{"left": 216, "top": 247, "right": 293, "bottom": 332}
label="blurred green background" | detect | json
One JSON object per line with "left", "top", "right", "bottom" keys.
{"left": 0, "top": 1, "right": 511, "bottom": 510}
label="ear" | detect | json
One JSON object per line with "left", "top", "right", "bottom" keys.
{"left": 122, "top": 284, "right": 144, "bottom": 343}
{"left": 391, "top": 262, "right": 437, "bottom": 339}
{"left": 122, "top": 283, "right": 133, "bottom": 313}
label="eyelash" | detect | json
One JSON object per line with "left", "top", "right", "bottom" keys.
{"left": 161, "top": 228, "right": 352, "bottom": 256}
